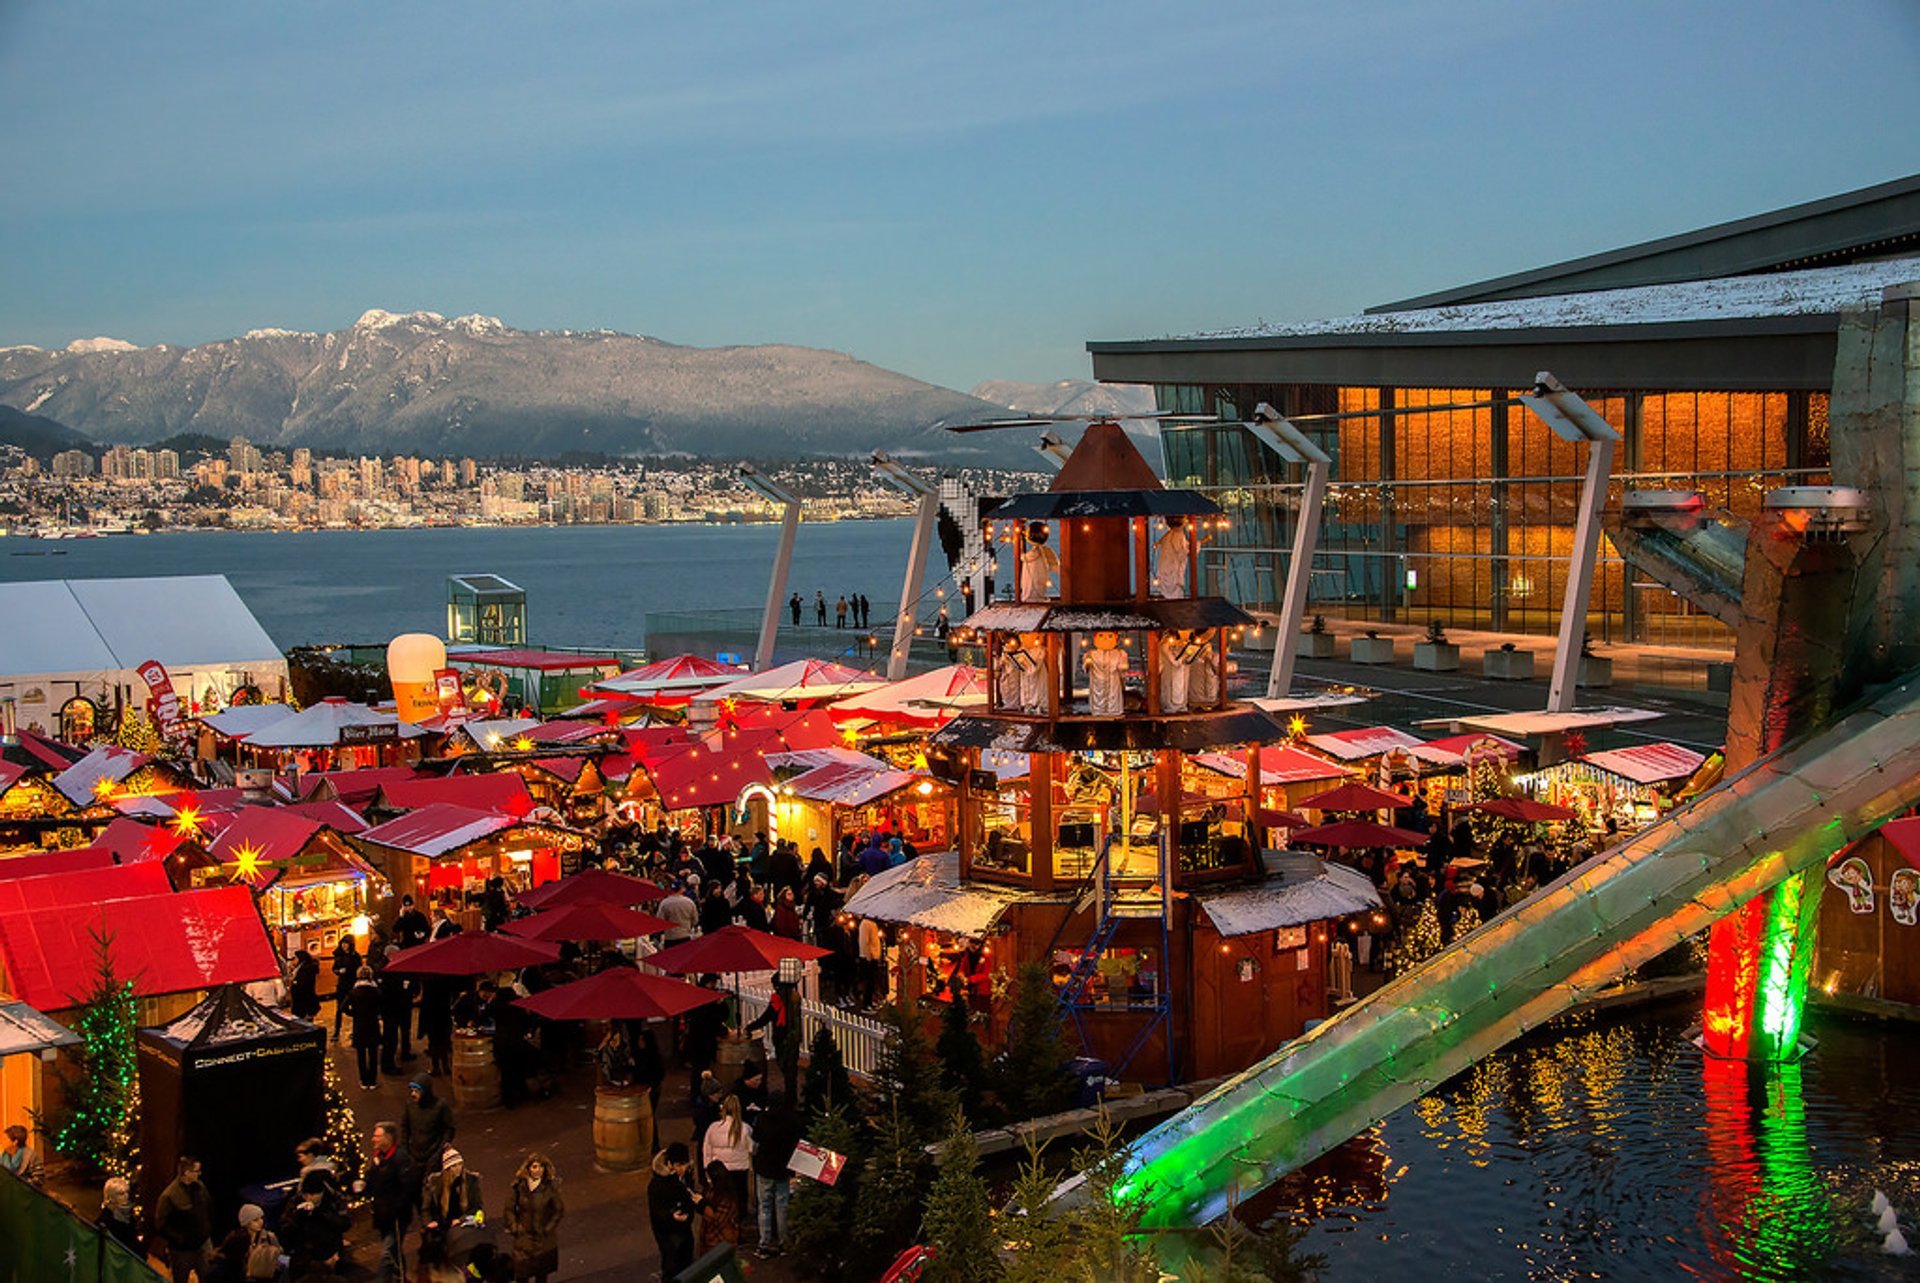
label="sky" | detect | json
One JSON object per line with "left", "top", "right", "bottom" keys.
{"left": 2, "top": 0, "right": 1917, "bottom": 392}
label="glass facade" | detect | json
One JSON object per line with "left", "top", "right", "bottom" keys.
{"left": 1158, "top": 384, "right": 1829, "bottom": 649}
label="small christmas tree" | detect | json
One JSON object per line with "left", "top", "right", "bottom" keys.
{"left": 47, "top": 930, "right": 142, "bottom": 1198}
{"left": 935, "top": 994, "right": 991, "bottom": 1123}
{"left": 872, "top": 998, "right": 956, "bottom": 1149}
{"left": 923, "top": 1111, "right": 1002, "bottom": 1283}
{"left": 994, "top": 963, "right": 1076, "bottom": 1122}
{"left": 785, "top": 1106, "right": 866, "bottom": 1280}
{"left": 801, "top": 1023, "right": 854, "bottom": 1123}
{"left": 851, "top": 1106, "right": 931, "bottom": 1280}
{"left": 112, "top": 705, "right": 164, "bottom": 756}
{"left": 1384, "top": 901, "right": 1443, "bottom": 978}
{"left": 320, "top": 1056, "right": 363, "bottom": 1192}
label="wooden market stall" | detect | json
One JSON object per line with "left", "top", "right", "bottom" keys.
{"left": 1515, "top": 741, "right": 1709, "bottom": 830}
{"left": 350, "top": 803, "right": 591, "bottom": 929}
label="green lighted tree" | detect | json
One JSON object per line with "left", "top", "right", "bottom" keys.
{"left": 1383, "top": 901, "right": 1442, "bottom": 978}
{"left": 321, "top": 1056, "right": 363, "bottom": 1192}
{"left": 46, "top": 929, "right": 142, "bottom": 1193}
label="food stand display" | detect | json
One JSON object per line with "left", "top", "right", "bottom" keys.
{"left": 754, "top": 751, "right": 954, "bottom": 855}
{"left": 351, "top": 803, "right": 591, "bottom": 930}
{"left": 1514, "top": 742, "right": 1709, "bottom": 830}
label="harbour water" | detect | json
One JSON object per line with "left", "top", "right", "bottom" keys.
{"left": 0, "top": 521, "right": 913, "bottom": 651}
{"left": 1256, "top": 1007, "right": 1920, "bottom": 1281}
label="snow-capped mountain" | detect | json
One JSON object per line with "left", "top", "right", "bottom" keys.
{"left": 968, "top": 379, "right": 1158, "bottom": 420}
{"left": 0, "top": 310, "right": 1023, "bottom": 463}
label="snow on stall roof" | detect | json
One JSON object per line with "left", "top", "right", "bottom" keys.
{"left": 1195, "top": 853, "right": 1382, "bottom": 937}
{"left": 843, "top": 851, "right": 1023, "bottom": 938}
{"left": 1177, "top": 256, "right": 1920, "bottom": 341}
{"left": 0, "top": 1001, "right": 80, "bottom": 1056}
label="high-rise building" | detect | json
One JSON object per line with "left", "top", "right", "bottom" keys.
{"left": 51, "top": 450, "right": 94, "bottom": 478}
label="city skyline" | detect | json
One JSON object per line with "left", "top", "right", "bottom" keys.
{"left": 2, "top": 1, "right": 1916, "bottom": 394}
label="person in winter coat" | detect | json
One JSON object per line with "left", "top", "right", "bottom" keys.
{"left": 361, "top": 1122, "right": 411, "bottom": 1283}
{"left": 330, "top": 937, "right": 361, "bottom": 1038}
{"left": 750, "top": 1092, "right": 801, "bottom": 1259}
{"left": 420, "top": 977, "right": 456, "bottom": 1076}
{"left": 698, "top": 882, "right": 732, "bottom": 936}
{"left": 770, "top": 888, "right": 803, "bottom": 940}
{"left": 401, "top": 1078, "right": 456, "bottom": 1202}
{"left": 1, "top": 1124, "right": 43, "bottom": 1187}
{"left": 737, "top": 884, "right": 771, "bottom": 933}
{"left": 377, "top": 951, "right": 411, "bottom": 1074}
{"left": 279, "top": 1169, "right": 350, "bottom": 1277}
{"left": 154, "top": 1156, "right": 214, "bottom": 1283}
{"left": 647, "top": 1143, "right": 702, "bottom": 1283}
{"left": 701, "top": 1095, "right": 753, "bottom": 1217}
{"left": 288, "top": 946, "right": 322, "bottom": 1022}
{"left": 347, "top": 974, "right": 382, "bottom": 1088}
{"left": 420, "top": 1148, "right": 484, "bottom": 1272}
{"left": 768, "top": 841, "right": 802, "bottom": 897}
{"left": 502, "top": 1152, "right": 565, "bottom": 1283}
{"left": 699, "top": 1160, "right": 742, "bottom": 1256}
{"left": 213, "top": 1203, "right": 279, "bottom": 1283}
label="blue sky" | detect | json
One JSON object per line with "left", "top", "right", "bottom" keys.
{"left": 2, "top": 0, "right": 1917, "bottom": 391}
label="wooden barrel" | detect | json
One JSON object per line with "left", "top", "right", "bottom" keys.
{"left": 715, "top": 1031, "right": 758, "bottom": 1080}
{"left": 593, "top": 1086, "right": 653, "bottom": 1171}
{"left": 451, "top": 1031, "right": 500, "bottom": 1112}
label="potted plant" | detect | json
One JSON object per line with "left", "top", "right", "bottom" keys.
{"left": 1577, "top": 630, "right": 1613, "bottom": 688}
{"left": 1483, "top": 638, "right": 1535, "bottom": 681}
{"left": 1300, "top": 612, "right": 1337, "bottom": 658}
{"left": 1413, "top": 619, "right": 1460, "bottom": 672}
{"left": 1349, "top": 626, "right": 1395, "bottom": 666}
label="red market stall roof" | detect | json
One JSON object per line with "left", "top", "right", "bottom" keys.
{"left": 354, "top": 804, "right": 519, "bottom": 858}
{"left": 1875, "top": 817, "right": 1920, "bottom": 870}
{"left": 0, "top": 862, "right": 172, "bottom": 913}
{"left": 0, "top": 885, "right": 279, "bottom": 1010}
{"left": 0, "top": 848, "right": 119, "bottom": 881}
{"left": 643, "top": 736, "right": 775, "bottom": 812}
{"left": 5, "top": 730, "right": 85, "bottom": 773}
{"left": 1192, "top": 745, "right": 1347, "bottom": 786}
{"left": 297, "top": 766, "right": 425, "bottom": 807}
{"left": 519, "top": 721, "right": 621, "bottom": 747}
{"left": 203, "top": 808, "right": 337, "bottom": 866}
{"left": 374, "top": 773, "right": 533, "bottom": 818}
{"left": 52, "top": 745, "right": 150, "bottom": 806}
{"left": 0, "top": 761, "right": 29, "bottom": 797}
{"left": 593, "top": 654, "right": 745, "bottom": 706}
{"left": 1578, "top": 742, "right": 1709, "bottom": 786}
{"left": 1303, "top": 726, "right": 1426, "bottom": 762}
{"left": 1411, "top": 734, "right": 1526, "bottom": 768}
{"left": 714, "top": 707, "right": 842, "bottom": 749}
{"left": 826, "top": 664, "right": 988, "bottom": 727}
{"left": 551, "top": 697, "right": 645, "bottom": 722}
{"left": 455, "top": 648, "right": 621, "bottom": 672}
{"left": 691, "top": 658, "right": 885, "bottom": 706}
{"left": 94, "top": 816, "right": 182, "bottom": 864}
{"left": 514, "top": 755, "right": 591, "bottom": 786}
{"left": 279, "top": 800, "right": 371, "bottom": 835}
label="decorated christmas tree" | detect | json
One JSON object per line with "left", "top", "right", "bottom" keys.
{"left": 1384, "top": 901, "right": 1443, "bottom": 978}
{"left": 112, "top": 705, "right": 165, "bottom": 756}
{"left": 47, "top": 930, "right": 142, "bottom": 1198}
{"left": 320, "top": 1056, "right": 363, "bottom": 1190}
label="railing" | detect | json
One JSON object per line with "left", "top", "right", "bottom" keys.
{"left": 737, "top": 980, "right": 890, "bottom": 1082}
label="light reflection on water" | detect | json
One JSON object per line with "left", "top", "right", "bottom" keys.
{"left": 1244, "top": 1009, "right": 1920, "bottom": 1281}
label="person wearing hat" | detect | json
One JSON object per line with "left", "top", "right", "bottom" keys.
{"left": 279, "top": 1168, "right": 349, "bottom": 1278}
{"left": 214, "top": 1203, "right": 282, "bottom": 1282}
{"left": 421, "top": 1146, "right": 484, "bottom": 1271}
{"left": 401, "top": 1077, "right": 456, "bottom": 1206}
{"left": 647, "top": 1142, "right": 702, "bottom": 1282}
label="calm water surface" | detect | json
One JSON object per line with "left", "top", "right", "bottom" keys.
{"left": 1250, "top": 1007, "right": 1920, "bottom": 1281}
{"left": 0, "top": 522, "right": 912, "bottom": 650}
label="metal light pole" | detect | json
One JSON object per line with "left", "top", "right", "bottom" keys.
{"left": 1518, "top": 372, "right": 1622, "bottom": 713}
{"left": 1246, "top": 404, "right": 1334, "bottom": 700}
{"left": 740, "top": 463, "right": 801, "bottom": 674}
{"left": 872, "top": 452, "right": 941, "bottom": 681}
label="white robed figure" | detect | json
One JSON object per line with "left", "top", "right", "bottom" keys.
{"left": 1187, "top": 630, "right": 1221, "bottom": 705}
{"left": 1083, "top": 632, "right": 1129, "bottom": 717}
{"left": 1152, "top": 515, "right": 1191, "bottom": 598}
{"left": 1019, "top": 521, "right": 1060, "bottom": 602}
{"left": 1158, "top": 631, "right": 1192, "bottom": 713}
{"left": 1010, "top": 633, "right": 1049, "bottom": 712}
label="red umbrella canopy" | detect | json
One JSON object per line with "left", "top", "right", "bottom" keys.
{"left": 383, "top": 931, "right": 561, "bottom": 976}
{"left": 514, "top": 966, "right": 723, "bottom": 1022}
{"left": 518, "top": 868, "right": 669, "bottom": 910}
{"left": 1299, "top": 781, "right": 1415, "bottom": 812}
{"left": 644, "top": 924, "right": 831, "bottom": 975}
{"left": 1457, "top": 797, "right": 1581, "bottom": 824}
{"left": 1257, "top": 808, "right": 1310, "bottom": 829}
{"left": 504, "top": 903, "right": 675, "bottom": 943}
{"left": 1290, "top": 818, "right": 1431, "bottom": 850}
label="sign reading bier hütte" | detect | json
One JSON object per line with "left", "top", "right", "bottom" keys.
{"left": 136, "top": 660, "right": 184, "bottom": 736}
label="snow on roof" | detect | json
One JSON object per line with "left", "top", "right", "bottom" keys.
{"left": 355, "top": 804, "right": 517, "bottom": 857}
{"left": 1409, "top": 734, "right": 1526, "bottom": 768}
{"left": 843, "top": 850, "right": 1022, "bottom": 938}
{"left": 199, "top": 704, "right": 299, "bottom": 740}
{"left": 245, "top": 701, "right": 426, "bottom": 748}
{"left": 1192, "top": 745, "right": 1347, "bottom": 785}
{"left": 0, "top": 1000, "right": 80, "bottom": 1055}
{"left": 1178, "top": 256, "right": 1920, "bottom": 342}
{"left": 783, "top": 761, "right": 925, "bottom": 807}
{"left": 691, "top": 658, "right": 884, "bottom": 705}
{"left": 765, "top": 747, "right": 889, "bottom": 773}
{"left": 1578, "top": 742, "right": 1708, "bottom": 785}
{"left": 1305, "top": 726, "right": 1426, "bottom": 762}
{"left": 51, "top": 745, "right": 149, "bottom": 805}
{"left": 1195, "top": 853, "right": 1382, "bottom": 937}
{"left": 1439, "top": 707, "right": 1664, "bottom": 737}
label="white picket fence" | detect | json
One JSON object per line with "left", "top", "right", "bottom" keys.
{"left": 736, "top": 980, "right": 889, "bottom": 1081}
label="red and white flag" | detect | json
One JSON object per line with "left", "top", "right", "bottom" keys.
{"left": 136, "top": 660, "right": 183, "bottom": 736}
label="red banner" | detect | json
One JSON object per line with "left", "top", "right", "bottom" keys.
{"left": 135, "top": 660, "right": 183, "bottom": 736}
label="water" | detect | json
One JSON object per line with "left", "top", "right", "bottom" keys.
{"left": 0, "top": 521, "right": 913, "bottom": 650}
{"left": 1247, "top": 1006, "right": 1920, "bottom": 1281}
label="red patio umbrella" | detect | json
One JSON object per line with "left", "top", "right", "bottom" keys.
{"left": 504, "top": 902, "right": 675, "bottom": 942}
{"left": 383, "top": 931, "right": 561, "bottom": 976}
{"left": 643, "top": 924, "right": 830, "bottom": 975}
{"left": 514, "top": 967, "right": 723, "bottom": 1022}
{"left": 1298, "top": 781, "right": 1414, "bottom": 812}
{"left": 1257, "top": 808, "right": 1310, "bottom": 829}
{"left": 1457, "top": 797, "right": 1581, "bottom": 824}
{"left": 517, "top": 868, "right": 669, "bottom": 910}
{"left": 1289, "top": 819, "right": 1431, "bottom": 850}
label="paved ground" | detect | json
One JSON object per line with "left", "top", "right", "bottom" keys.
{"left": 329, "top": 1038, "right": 804, "bottom": 1283}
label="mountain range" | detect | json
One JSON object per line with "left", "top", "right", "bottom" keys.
{"left": 0, "top": 310, "right": 1081, "bottom": 466}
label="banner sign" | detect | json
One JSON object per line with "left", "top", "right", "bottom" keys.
{"left": 136, "top": 660, "right": 183, "bottom": 736}
{"left": 340, "top": 723, "right": 401, "bottom": 745}
{"left": 789, "top": 1140, "right": 847, "bottom": 1186}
